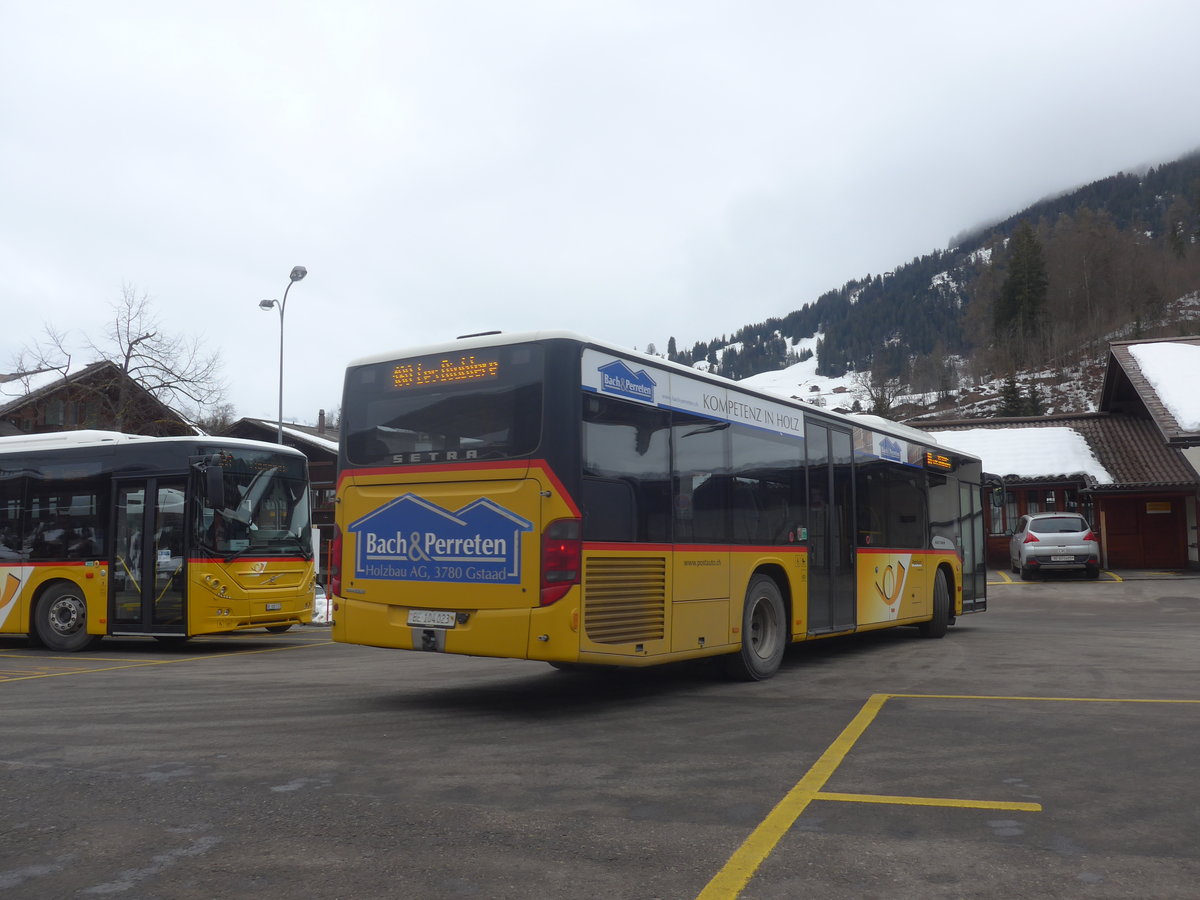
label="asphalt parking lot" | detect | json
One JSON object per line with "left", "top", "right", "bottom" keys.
{"left": 1, "top": 569, "right": 1199, "bottom": 899}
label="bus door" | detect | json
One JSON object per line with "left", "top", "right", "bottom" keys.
{"left": 805, "top": 422, "right": 856, "bottom": 633}
{"left": 110, "top": 478, "right": 187, "bottom": 636}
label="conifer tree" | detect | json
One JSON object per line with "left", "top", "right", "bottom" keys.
{"left": 999, "top": 373, "right": 1024, "bottom": 416}
{"left": 1025, "top": 383, "right": 1044, "bottom": 416}
{"left": 994, "top": 221, "right": 1049, "bottom": 365}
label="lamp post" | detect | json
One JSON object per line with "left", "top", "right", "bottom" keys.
{"left": 259, "top": 265, "right": 308, "bottom": 444}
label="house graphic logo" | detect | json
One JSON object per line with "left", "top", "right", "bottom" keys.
{"left": 879, "top": 437, "right": 903, "bottom": 463}
{"left": 348, "top": 493, "right": 533, "bottom": 584}
{"left": 597, "top": 359, "right": 657, "bottom": 404}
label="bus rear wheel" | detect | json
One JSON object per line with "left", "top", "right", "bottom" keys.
{"left": 723, "top": 575, "right": 786, "bottom": 681}
{"left": 34, "top": 583, "right": 101, "bottom": 652}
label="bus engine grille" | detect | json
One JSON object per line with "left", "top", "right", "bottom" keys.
{"left": 583, "top": 556, "right": 667, "bottom": 644}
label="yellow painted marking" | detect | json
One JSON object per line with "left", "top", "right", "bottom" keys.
{"left": 697, "top": 694, "right": 888, "bottom": 900}
{"left": 1106, "top": 570, "right": 1124, "bottom": 582}
{"left": 697, "top": 690, "right": 1198, "bottom": 899}
{"left": 989, "top": 571, "right": 1013, "bottom": 585}
{"left": 0, "top": 641, "right": 332, "bottom": 684}
{"left": 891, "top": 692, "right": 1200, "bottom": 704}
{"left": 813, "top": 791, "right": 1041, "bottom": 811}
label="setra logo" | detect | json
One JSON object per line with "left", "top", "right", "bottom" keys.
{"left": 348, "top": 493, "right": 533, "bottom": 584}
{"left": 597, "top": 359, "right": 657, "bottom": 404}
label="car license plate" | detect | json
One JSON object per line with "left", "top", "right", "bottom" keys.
{"left": 407, "top": 609, "right": 456, "bottom": 628}
{"left": 1050, "top": 555, "right": 1074, "bottom": 562}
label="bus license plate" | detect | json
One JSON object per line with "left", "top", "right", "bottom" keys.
{"left": 408, "top": 609, "right": 456, "bottom": 629}
{"left": 1050, "top": 555, "right": 1074, "bottom": 562}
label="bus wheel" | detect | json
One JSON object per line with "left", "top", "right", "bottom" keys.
{"left": 34, "top": 584, "right": 101, "bottom": 652}
{"left": 918, "top": 570, "right": 951, "bottom": 639}
{"left": 265, "top": 624, "right": 293, "bottom": 634}
{"left": 724, "top": 575, "right": 786, "bottom": 681}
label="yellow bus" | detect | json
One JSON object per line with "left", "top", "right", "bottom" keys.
{"left": 0, "top": 430, "right": 317, "bottom": 650}
{"left": 331, "top": 332, "right": 986, "bottom": 680}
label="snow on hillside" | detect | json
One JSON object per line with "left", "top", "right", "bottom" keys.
{"left": 736, "top": 333, "right": 858, "bottom": 406}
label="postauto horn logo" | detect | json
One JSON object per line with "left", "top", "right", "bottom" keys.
{"left": 348, "top": 493, "right": 533, "bottom": 584}
{"left": 597, "top": 359, "right": 657, "bottom": 404}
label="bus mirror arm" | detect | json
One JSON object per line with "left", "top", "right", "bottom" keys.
{"left": 200, "top": 458, "right": 224, "bottom": 506}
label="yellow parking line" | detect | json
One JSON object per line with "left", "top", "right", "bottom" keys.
{"left": 813, "top": 791, "right": 1041, "bottom": 812}
{"left": 892, "top": 692, "right": 1200, "bottom": 704}
{"left": 696, "top": 694, "right": 889, "bottom": 900}
{"left": 697, "top": 690, "right": 1199, "bottom": 899}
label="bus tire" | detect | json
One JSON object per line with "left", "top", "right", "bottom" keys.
{"left": 723, "top": 575, "right": 786, "bottom": 681}
{"left": 34, "top": 583, "right": 101, "bottom": 652}
{"left": 918, "top": 569, "right": 951, "bottom": 639}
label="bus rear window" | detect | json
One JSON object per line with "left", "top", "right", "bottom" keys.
{"left": 343, "top": 345, "right": 544, "bottom": 466}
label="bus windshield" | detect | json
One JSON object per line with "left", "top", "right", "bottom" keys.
{"left": 196, "top": 446, "right": 312, "bottom": 559}
{"left": 343, "top": 344, "right": 544, "bottom": 466}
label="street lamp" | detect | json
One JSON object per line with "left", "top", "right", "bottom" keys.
{"left": 259, "top": 265, "right": 308, "bottom": 444}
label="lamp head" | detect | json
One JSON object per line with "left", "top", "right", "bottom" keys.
{"left": 289, "top": 266, "right": 308, "bottom": 282}
{"left": 259, "top": 299, "right": 276, "bottom": 310}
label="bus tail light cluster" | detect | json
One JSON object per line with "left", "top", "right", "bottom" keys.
{"left": 330, "top": 524, "right": 342, "bottom": 599}
{"left": 540, "top": 518, "right": 581, "bottom": 606}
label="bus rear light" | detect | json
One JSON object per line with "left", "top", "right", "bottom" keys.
{"left": 540, "top": 518, "right": 581, "bottom": 606}
{"left": 330, "top": 524, "right": 342, "bottom": 597}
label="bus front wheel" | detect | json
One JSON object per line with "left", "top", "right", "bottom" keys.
{"left": 724, "top": 575, "right": 786, "bottom": 681}
{"left": 34, "top": 583, "right": 101, "bottom": 652}
{"left": 918, "top": 570, "right": 951, "bottom": 639}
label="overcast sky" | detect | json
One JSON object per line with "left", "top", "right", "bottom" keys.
{"left": 2, "top": 1, "right": 1198, "bottom": 426}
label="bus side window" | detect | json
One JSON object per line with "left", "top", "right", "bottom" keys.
{"left": 581, "top": 477, "right": 636, "bottom": 542}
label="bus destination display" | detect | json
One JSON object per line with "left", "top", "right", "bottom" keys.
{"left": 924, "top": 451, "right": 955, "bottom": 471}
{"left": 392, "top": 355, "right": 500, "bottom": 390}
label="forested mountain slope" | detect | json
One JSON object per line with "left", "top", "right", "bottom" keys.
{"left": 662, "top": 151, "right": 1200, "bottom": 416}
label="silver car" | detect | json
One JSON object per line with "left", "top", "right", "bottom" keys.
{"left": 1010, "top": 513, "right": 1100, "bottom": 580}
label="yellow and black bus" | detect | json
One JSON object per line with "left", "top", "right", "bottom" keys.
{"left": 0, "top": 430, "right": 316, "bottom": 650}
{"left": 332, "top": 331, "right": 986, "bottom": 680}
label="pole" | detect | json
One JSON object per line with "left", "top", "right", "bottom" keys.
{"left": 276, "top": 294, "right": 285, "bottom": 444}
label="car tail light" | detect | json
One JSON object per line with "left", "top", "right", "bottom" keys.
{"left": 540, "top": 518, "right": 581, "bottom": 606}
{"left": 1083, "top": 530, "right": 1098, "bottom": 542}
{"left": 1022, "top": 532, "right": 1040, "bottom": 544}
{"left": 330, "top": 524, "right": 342, "bottom": 597}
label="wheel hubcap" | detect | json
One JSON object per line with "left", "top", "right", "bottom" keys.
{"left": 749, "top": 597, "right": 778, "bottom": 659}
{"left": 49, "top": 597, "right": 85, "bottom": 635}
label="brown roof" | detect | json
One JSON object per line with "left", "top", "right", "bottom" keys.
{"left": 926, "top": 413, "right": 1198, "bottom": 492}
{"left": 1101, "top": 336, "right": 1200, "bottom": 446}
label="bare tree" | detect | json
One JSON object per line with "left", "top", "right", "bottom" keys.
{"left": 13, "top": 284, "right": 227, "bottom": 428}
{"left": 852, "top": 366, "right": 905, "bottom": 417}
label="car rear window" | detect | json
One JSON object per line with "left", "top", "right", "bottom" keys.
{"left": 1029, "top": 516, "right": 1089, "bottom": 534}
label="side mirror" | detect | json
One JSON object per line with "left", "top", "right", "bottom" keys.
{"left": 203, "top": 456, "right": 224, "bottom": 504}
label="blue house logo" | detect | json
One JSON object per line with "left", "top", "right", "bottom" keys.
{"left": 348, "top": 493, "right": 534, "bottom": 584}
{"left": 879, "top": 437, "right": 903, "bottom": 462}
{"left": 597, "top": 360, "right": 657, "bottom": 404}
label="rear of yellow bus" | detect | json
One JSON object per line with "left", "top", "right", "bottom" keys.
{"left": 331, "top": 338, "right": 583, "bottom": 663}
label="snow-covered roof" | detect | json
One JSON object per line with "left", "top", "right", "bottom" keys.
{"left": 927, "top": 426, "right": 1114, "bottom": 484}
{"left": 1128, "top": 342, "right": 1200, "bottom": 431}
